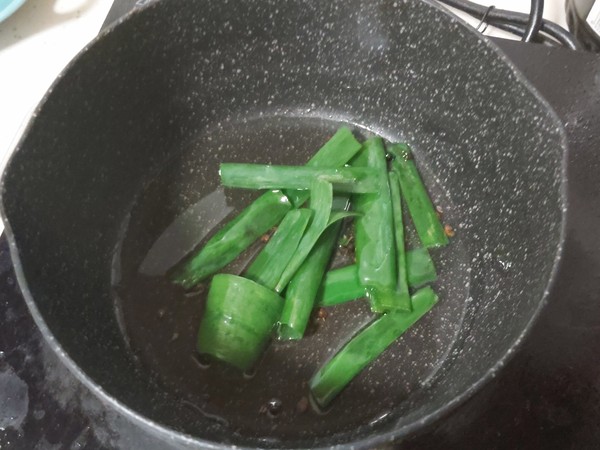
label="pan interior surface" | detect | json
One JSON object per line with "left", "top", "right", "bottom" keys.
{"left": 0, "top": 0, "right": 565, "bottom": 448}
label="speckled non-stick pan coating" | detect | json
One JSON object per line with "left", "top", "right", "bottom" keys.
{"left": 0, "top": 0, "right": 565, "bottom": 448}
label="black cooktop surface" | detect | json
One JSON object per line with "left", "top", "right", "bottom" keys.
{"left": 1, "top": 2, "right": 600, "bottom": 449}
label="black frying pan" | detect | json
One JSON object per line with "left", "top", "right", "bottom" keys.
{"left": 0, "top": 0, "right": 566, "bottom": 448}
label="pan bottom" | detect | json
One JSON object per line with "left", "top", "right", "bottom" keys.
{"left": 112, "top": 114, "right": 471, "bottom": 440}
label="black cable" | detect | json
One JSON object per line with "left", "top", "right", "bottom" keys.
{"left": 437, "top": 0, "right": 581, "bottom": 50}
{"left": 475, "top": 5, "right": 495, "bottom": 33}
{"left": 486, "top": 20, "right": 526, "bottom": 37}
{"left": 540, "top": 20, "right": 581, "bottom": 50}
{"left": 472, "top": 4, "right": 548, "bottom": 44}
{"left": 488, "top": 19, "right": 557, "bottom": 46}
{"left": 523, "top": 0, "right": 544, "bottom": 43}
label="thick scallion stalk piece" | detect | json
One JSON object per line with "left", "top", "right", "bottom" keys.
{"left": 388, "top": 171, "right": 411, "bottom": 311}
{"left": 220, "top": 164, "right": 378, "bottom": 194}
{"left": 352, "top": 137, "right": 398, "bottom": 312}
{"left": 317, "top": 264, "right": 365, "bottom": 307}
{"left": 285, "top": 127, "right": 362, "bottom": 207}
{"left": 170, "top": 190, "right": 292, "bottom": 289}
{"left": 309, "top": 286, "right": 438, "bottom": 408}
{"left": 406, "top": 247, "right": 437, "bottom": 288}
{"left": 245, "top": 209, "right": 313, "bottom": 290}
{"left": 197, "top": 274, "right": 284, "bottom": 371}
{"left": 388, "top": 143, "right": 448, "bottom": 248}
{"left": 317, "top": 247, "right": 437, "bottom": 307}
{"left": 275, "top": 179, "right": 333, "bottom": 292}
{"left": 278, "top": 222, "right": 342, "bottom": 340}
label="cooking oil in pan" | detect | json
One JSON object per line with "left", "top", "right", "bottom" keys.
{"left": 112, "top": 116, "right": 471, "bottom": 439}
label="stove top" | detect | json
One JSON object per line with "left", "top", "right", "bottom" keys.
{"left": 2, "top": 2, "right": 600, "bottom": 449}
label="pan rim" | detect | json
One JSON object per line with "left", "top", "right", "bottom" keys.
{"left": 0, "top": 0, "right": 568, "bottom": 448}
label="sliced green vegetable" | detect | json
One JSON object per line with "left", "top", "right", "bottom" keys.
{"left": 245, "top": 209, "right": 312, "bottom": 290}
{"left": 170, "top": 127, "right": 359, "bottom": 288}
{"left": 220, "top": 164, "right": 378, "bottom": 194}
{"left": 352, "top": 137, "right": 398, "bottom": 312}
{"left": 388, "top": 143, "right": 448, "bottom": 248}
{"left": 278, "top": 222, "right": 341, "bottom": 340}
{"left": 170, "top": 190, "right": 292, "bottom": 289}
{"left": 275, "top": 179, "right": 333, "bottom": 292}
{"left": 388, "top": 171, "right": 411, "bottom": 311}
{"left": 197, "top": 274, "right": 284, "bottom": 371}
{"left": 327, "top": 210, "right": 360, "bottom": 226}
{"left": 317, "top": 248, "right": 437, "bottom": 307}
{"left": 285, "top": 127, "right": 362, "bottom": 207}
{"left": 317, "top": 264, "right": 365, "bottom": 307}
{"left": 309, "top": 286, "right": 438, "bottom": 408}
{"left": 406, "top": 247, "right": 437, "bottom": 288}
{"left": 278, "top": 195, "right": 349, "bottom": 339}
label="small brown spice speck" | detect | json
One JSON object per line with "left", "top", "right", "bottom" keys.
{"left": 259, "top": 405, "right": 267, "bottom": 414}
{"left": 317, "top": 308, "right": 328, "bottom": 320}
{"left": 296, "top": 397, "right": 309, "bottom": 414}
{"left": 444, "top": 224, "right": 455, "bottom": 238}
